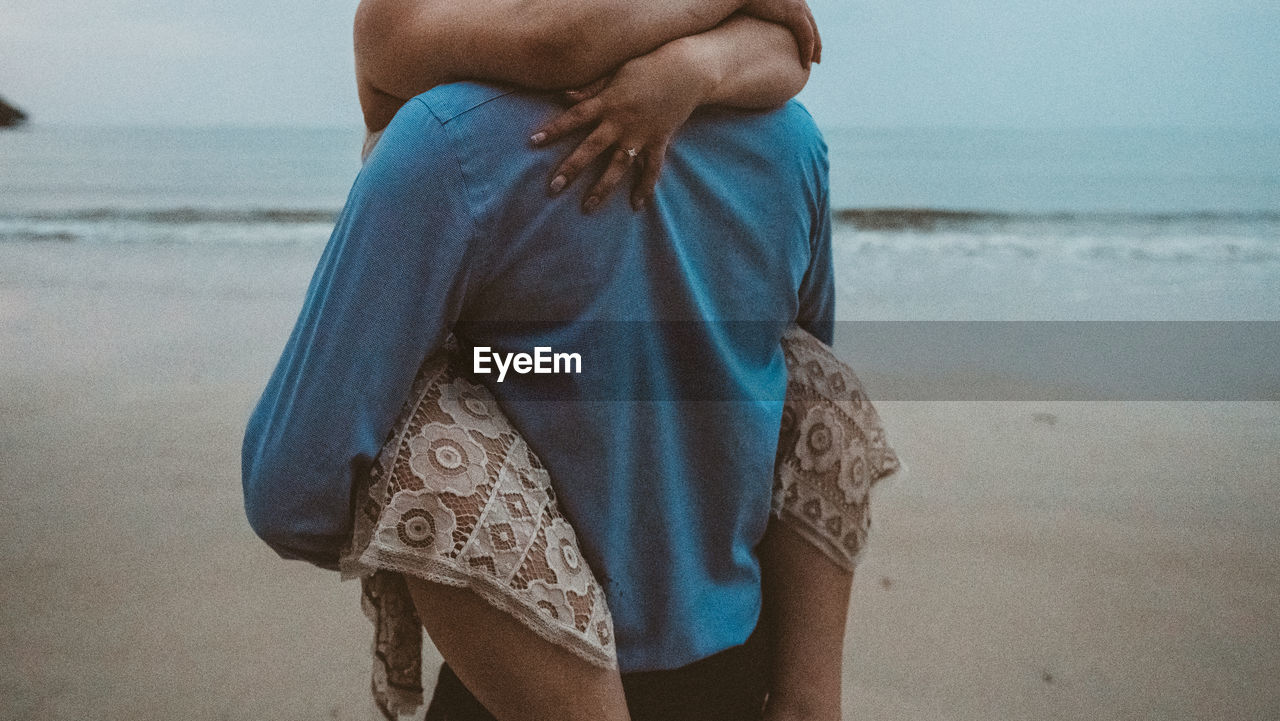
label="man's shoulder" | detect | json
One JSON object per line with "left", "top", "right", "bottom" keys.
{"left": 677, "top": 98, "right": 825, "bottom": 163}
{"left": 754, "top": 99, "right": 824, "bottom": 152}
{"left": 674, "top": 99, "right": 828, "bottom": 190}
{"left": 370, "top": 83, "right": 524, "bottom": 168}
{"left": 410, "top": 81, "right": 528, "bottom": 124}
{"left": 781, "top": 99, "right": 828, "bottom": 172}
{"left": 769, "top": 98, "right": 822, "bottom": 135}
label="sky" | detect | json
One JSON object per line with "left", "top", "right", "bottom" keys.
{"left": 1, "top": 0, "right": 1278, "bottom": 128}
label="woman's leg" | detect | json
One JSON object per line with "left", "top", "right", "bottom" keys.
{"left": 423, "top": 607, "right": 771, "bottom": 721}
{"left": 621, "top": 617, "right": 770, "bottom": 721}
{"left": 424, "top": 663, "right": 496, "bottom": 721}
{"left": 757, "top": 521, "right": 852, "bottom": 721}
{"left": 406, "top": 577, "right": 630, "bottom": 721}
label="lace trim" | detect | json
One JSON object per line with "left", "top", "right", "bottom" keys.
{"left": 770, "top": 326, "right": 902, "bottom": 573}
{"left": 357, "top": 570, "right": 424, "bottom": 720}
{"left": 351, "top": 551, "right": 616, "bottom": 668}
{"left": 340, "top": 343, "right": 617, "bottom": 718}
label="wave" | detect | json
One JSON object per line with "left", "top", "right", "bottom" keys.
{"left": 5, "top": 206, "right": 1278, "bottom": 229}
{"left": 0, "top": 207, "right": 340, "bottom": 225}
{"left": 2, "top": 207, "right": 1276, "bottom": 264}
{"left": 0, "top": 207, "right": 340, "bottom": 246}
{"left": 832, "top": 208, "right": 1280, "bottom": 230}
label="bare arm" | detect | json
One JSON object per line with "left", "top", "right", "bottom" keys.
{"left": 354, "top": 0, "right": 821, "bottom": 131}
{"left": 758, "top": 520, "right": 852, "bottom": 721}
{"left": 533, "top": 13, "right": 813, "bottom": 210}
{"left": 682, "top": 12, "right": 814, "bottom": 108}
{"left": 355, "top": 0, "right": 742, "bottom": 129}
{"left": 406, "top": 577, "right": 631, "bottom": 721}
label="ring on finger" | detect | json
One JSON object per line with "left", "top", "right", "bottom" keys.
{"left": 621, "top": 146, "right": 639, "bottom": 160}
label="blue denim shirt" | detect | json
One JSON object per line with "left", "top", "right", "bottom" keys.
{"left": 242, "top": 83, "right": 834, "bottom": 671}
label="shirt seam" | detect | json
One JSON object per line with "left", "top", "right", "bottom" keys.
{"left": 418, "top": 85, "right": 520, "bottom": 125}
{"left": 410, "top": 96, "right": 492, "bottom": 283}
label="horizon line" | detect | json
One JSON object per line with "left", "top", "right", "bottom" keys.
{"left": 6, "top": 121, "right": 1280, "bottom": 133}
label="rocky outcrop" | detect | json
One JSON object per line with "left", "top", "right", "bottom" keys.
{"left": 0, "top": 97, "right": 28, "bottom": 127}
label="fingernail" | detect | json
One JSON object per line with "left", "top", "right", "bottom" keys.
{"left": 550, "top": 175, "right": 566, "bottom": 193}
{"left": 584, "top": 196, "right": 599, "bottom": 213}
{"left": 530, "top": 132, "right": 546, "bottom": 145}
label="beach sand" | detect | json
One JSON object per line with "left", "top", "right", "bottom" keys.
{"left": 3, "top": 240, "right": 1278, "bottom": 720}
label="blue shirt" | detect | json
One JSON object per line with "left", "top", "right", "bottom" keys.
{"left": 242, "top": 82, "right": 834, "bottom": 671}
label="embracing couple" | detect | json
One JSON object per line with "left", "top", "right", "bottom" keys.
{"left": 242, "top": 0, "right": 899, "bottom": 719}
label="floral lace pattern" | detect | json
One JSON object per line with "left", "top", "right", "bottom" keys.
{"left": 340, "top": 327, "right": 899, "bottom": 719}
{"left": 771, "top": 326, "right": 901, "bottom": 572}
{"left": 340, "top": 345, "right": 616, "bottom": 719}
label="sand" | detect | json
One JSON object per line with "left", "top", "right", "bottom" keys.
{"left": 2, "top": 240, "right": 1278, "bottom": 720}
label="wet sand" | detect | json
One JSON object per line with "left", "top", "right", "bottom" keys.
{"left": 2, "top": 240, "right": 1277, "bottom": 720}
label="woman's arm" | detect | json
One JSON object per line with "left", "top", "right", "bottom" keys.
{"left": 531, "top": 13, "right": 813, "bottom": 210}
{"left": 354, "top": 0, "right": 819, "bottom": 130}
{"left": 678, "top": 12, "right": 815, "bottom": 108}
{"left": 757, "top": 520, "right": 852, "bottom": 721}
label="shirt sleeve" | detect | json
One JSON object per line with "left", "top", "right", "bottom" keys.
{"left": 241, "top": 99, "right": 481, "bottom": 569}
{"left": 795, "top": 142, "right": 835, "bottom": 346}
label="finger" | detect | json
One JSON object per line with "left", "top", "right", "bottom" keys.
{"left": 563, "top": 76, "right": 610, "bottom": 103}
{"left": 531, "top": 97, "right": 603, "bottom": 146}
{"left": 583, "top": 147, "right": 637, "bottom": 213}
{"left": 550, "top": 124, "right": 617, "bottom": 194}
{"left": 789, "top": 6, "right": 815, "bottom": 70}
{"left": 808, "top": 7, "right": 823, "bottom": 64}
{"left": 631, "top": 141, "right": 667, "bottom": 211}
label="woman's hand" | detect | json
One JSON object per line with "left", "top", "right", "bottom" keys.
{"left": 530, "top": 11, "right": 816, "bottom": 213}
{"left": 529, "top": 38, "right": 711, "bottom": 212}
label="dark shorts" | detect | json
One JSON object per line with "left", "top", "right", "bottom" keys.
{"left": 424, "top": 617, "right": 771, "bottom": 721}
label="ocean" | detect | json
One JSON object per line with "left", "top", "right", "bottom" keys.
{"left": 2, "top": 124, "right": 1277, "bottom": 321}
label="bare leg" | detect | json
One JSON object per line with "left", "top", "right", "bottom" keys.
{"left": 758, "top": 520, "right": 852, "bottom": 721}
{"left": 405, "top": 577, "right": 632, "bottom": 721}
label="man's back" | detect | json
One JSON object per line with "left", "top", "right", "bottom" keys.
{"left": 244, "top": 82, "right": 833, "bottom": 672}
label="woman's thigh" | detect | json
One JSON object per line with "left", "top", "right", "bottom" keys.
{"left": 424, "top": 618, "right": 771, "bottom": 721}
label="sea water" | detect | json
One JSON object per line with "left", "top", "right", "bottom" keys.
{"left": 2, "top": 124, "right": 1277, "bottom": 321}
